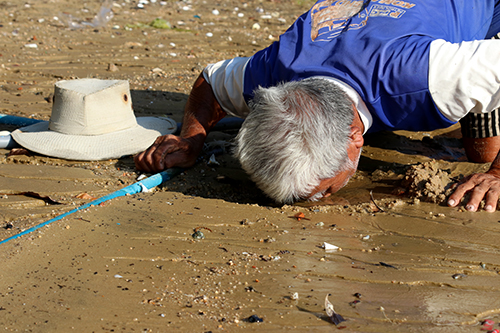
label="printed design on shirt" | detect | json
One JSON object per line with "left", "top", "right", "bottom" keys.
{"left": 311, "top": 0, "right": 416, "bottom": 42}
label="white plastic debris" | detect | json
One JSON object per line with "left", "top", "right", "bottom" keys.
{"left": 151, "top": 67, "right": 164, "bottom": 73}
{"left": 59, "top": 0, "right": 114, "bottom": 29}
{"left": 208, "top": 154, "right": 220, "bottom": 166}
{"left": 137, "top": 174, "right": 148, "bottom": 181}
{"left": 139, "top": 183, "right": 151, "bottom": 193}
{"left": 114, "top": 274, "right": 123, "bottom": 278}
{"left": 291, "top": 292, "right": 299, "bottom": 300}
{"left": 24, "top": 43, "right": 38, "bottom": 48}
{"left": 362, "top": 235, "right": 370, "bottom": 240}
{"left": 323, "top": 242, "right": 340, "bottom": 252}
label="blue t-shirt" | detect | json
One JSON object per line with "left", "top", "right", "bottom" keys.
{"left": 243, "top": 0, "right": 500, "bottom": 133}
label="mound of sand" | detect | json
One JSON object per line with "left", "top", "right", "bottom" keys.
{"left": 402, "top": 161, "right": 454, "bottom": 204}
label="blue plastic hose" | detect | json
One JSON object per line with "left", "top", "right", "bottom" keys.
{"left": 0, "top": 114, "right": 44, "bottom": 127}
{"left": 0, "top": 135, "right": 19, "bottom": 149}
{"left": 0, "top": 168, "right": 182, "bottom": 245}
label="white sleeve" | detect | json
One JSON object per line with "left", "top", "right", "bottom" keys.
{"left": 203, "top": 57, "right": 251, "bottom": 118}
{"left": 429, "top": 39, "right": 500, "bottom": 123}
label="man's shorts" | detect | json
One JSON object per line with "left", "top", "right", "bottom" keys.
{"left": 460, "top": 109, "right": 500, "bottom": 138}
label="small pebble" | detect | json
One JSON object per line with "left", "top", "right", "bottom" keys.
{"left": 192, "top": 230, "right": 205, "bottom": 240}
{"left": 248, "top": 315, "right": 264, "bottom": 323}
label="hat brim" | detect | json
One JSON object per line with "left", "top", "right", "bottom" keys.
{"left": 11, "top": 117, "right": 177, "bottom": 161}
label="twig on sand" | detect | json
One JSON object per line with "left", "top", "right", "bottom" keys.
{"left": 370, "top": 190, "right": 385, "bottom": 212}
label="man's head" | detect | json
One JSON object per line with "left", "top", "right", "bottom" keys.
{"left": 234, "top": 77, "right": 363, "bottom": 203}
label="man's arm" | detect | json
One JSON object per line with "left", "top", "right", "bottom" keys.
{"left": 463, "top": 136, "right": 500, "bottom": 163}
{"left": 448, "top": 138, "right": 500, "bottom": 212}
{"left": 134, "top": 73, "right": 227, "bottom": 173}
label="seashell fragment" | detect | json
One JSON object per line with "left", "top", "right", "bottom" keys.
{"left": 325, "top": 294, "right": 346, "bottom": 325}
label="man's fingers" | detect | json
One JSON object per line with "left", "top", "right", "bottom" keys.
{"left": 134, "top": 135, "right": 192, "bottom": 173}
{"left": 464, "top": 183, "right": 490, "bottom": 212}
{"left": 135, "top": 140, "right": 167, "bottom": 173}
{"left": 448, "top": 173, "right": 500, "bottom": 212}
{"left": 151, "top": 142, "right": 182, "bottom": 171}
{"left": 447, "top": 177, "right": 475, "bottom": 207}
{"left": 484, "top": 190, "right": 500, "bottom": 212}
{"left": 134, "top": 150, "right": 152, "bottom": 172}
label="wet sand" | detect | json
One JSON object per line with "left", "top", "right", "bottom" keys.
{"left": 1, "top": 1, "right": 500, "bottom": 332}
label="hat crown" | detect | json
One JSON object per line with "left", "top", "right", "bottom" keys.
{"left": 49, "top": 79, "right": 137, "bottom": 135}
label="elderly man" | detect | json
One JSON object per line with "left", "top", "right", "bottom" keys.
{"left": 135, "top": 0, "right": 500, "bottom": 212}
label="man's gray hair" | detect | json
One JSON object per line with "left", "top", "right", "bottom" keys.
{"left": 234, "top": 77, "right": 354, "bottom": 203}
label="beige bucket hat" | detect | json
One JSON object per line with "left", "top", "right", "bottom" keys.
{"left": 12, "top": 78, "right": 177, "bottom": 160}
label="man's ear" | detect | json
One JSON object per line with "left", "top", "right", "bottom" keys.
{"left": 349, "top": 125, "right": 364, "bottom": 149}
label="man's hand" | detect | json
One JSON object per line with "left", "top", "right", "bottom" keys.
{"left": 448, "top": 170, "right": 500, "bottom": 212}
{"left": 134, "top": 135, "right": 200, "bottom": 173}
{"left": 134, "top": 73, "right": 227, "bottom": 174}
{"left": 448, "top": 135, "right": 500, "bottom": 212}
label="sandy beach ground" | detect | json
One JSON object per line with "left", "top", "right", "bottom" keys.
{"left": 1, "top": 1, "right": 500, "bottom": 332}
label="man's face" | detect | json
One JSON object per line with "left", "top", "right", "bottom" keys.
{"left": 307, "top": 138, "right": 362, "bottom": 200}
{"left": 307, "top": 158, "right": 358, "bottom": 200}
